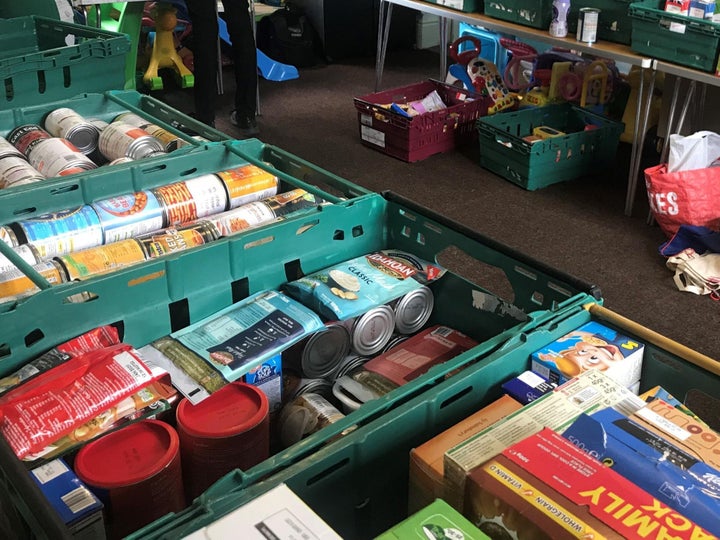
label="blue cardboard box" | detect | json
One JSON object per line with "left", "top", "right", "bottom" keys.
{"left": 531, "top": 321, "right": 644, "bottom": 390}
{"left": 501, "top": 370, "right": 555, "bottom": 404}
{"left": 562, "top": 407, "right": 720, "bottom": 536}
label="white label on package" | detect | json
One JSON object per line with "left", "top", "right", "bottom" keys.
{"left": 636, "top": 406, "right": 691, "bottom": 441}
{"left": 518, "top": 370, "right": 547, "bottom": 387}
{"left": 115, "top": 351, "right": 153, "bottom": 385}
{"left": 360, "top": 113, "right": 373, "bottom": 127}
{"left": 361, "top": 125, "right": 386, "bottom": 147}
{"left": 32, "top": 459, "right": 69, "bottom": 485}
{"left": 440, "top": 0, "right": 465, "bottom": 7}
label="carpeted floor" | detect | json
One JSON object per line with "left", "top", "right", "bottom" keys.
{"left": 153, "top": 46, "right": 719, "bottom": 361}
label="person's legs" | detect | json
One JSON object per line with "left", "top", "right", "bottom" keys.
{"left": 185, "top": 0, "right": 218, "bottom": 126}
{"left": 222, "top": 0, "right": 258, "bottom": 134}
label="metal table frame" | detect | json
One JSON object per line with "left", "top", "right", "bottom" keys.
{"left": 375, "top": 0, "right": 655, "bottom": 216}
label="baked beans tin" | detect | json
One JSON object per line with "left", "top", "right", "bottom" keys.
{"left": 57, "top": 239, "right": 148, "bottom": 281}
{"left": 0, "top": 156, "right": 45, "bottom": 189}
{"left": 137, "top": 221, "right": 219, "bottom": 259}
{"left": 278, "top": 392, "right": 345, "bottom": 448}
{"left": 176, "top": 382, "right": 270, "bottom": 501}
{"left": 27, "top": 138, "right": 97, "bottom": 178}
{"left": 43, "top": 107, "right": 100, "bottom": 155}
{"left": 91, "top": 190, "right": 166, "bottom": 244}
{"left": 0, "top": 260, "right": 67, "bottom": 301}
{"left": 8, "top": 124, "right": 51, "bottom": 157}
{"left": 283, "top": 323, "right": 351, "bottom": 379}
{"left": 74, "top": 420, "right": 186, "bottom": 540}
{"left": 0, "top": 226, "right": 18, "bottom": 247}
{"left": 343, "top": 304, "right": 396, "bottom": 356}
{"left": 215, "top": 164, "right": 279, "bottom": 209}
{"left": 0, "top": 244, "right": 41, "bottom": 274}
{"left": 152, "top": 175, "right": 228, "bottom": 227}
{"left": 391, "top": 285, "right": 434, "bottom": 335}
{"left": 0, "top": 136, "right": 25, "bottom": 160}
{"left": 98, "top": 122, "right": 164, "bottom": 161}
{"left": 11, "top": 205, "right": 104, "bottom": 259}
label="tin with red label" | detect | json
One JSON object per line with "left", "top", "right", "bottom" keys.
{"left": 137, "top": 221, "right": 219, "bottom": 259}
{"left": 11, "top": 205, "right": 104, "bottom": 259}
{"left": 27, "top": 138, "right": 97, "bottom": 178}
{"left": 176, "top": 382, "right": 270, "bottom": 500}
{"left": 98, "top": 121, "right": 165, "bottom": 161}
{"left": 8, "top": 124, "right": 51, "bottom": 157}
{"left": 43, "top": 107, "right": 101, "bottom": 155}
{"left": 74, "top": 420, "right": 186, "bottom": 539}
{"left": 0, "top": 136, "right": 25, "bottom": 160}
{"left": 215, "top": 164, "right": 279, "bottom": 209}
{"left": 152, "top": 175, "right": 228, "bottom": 227}
{"left": 0, "top": 244, "right": 41, "bottom": 274}
{"left": 57, "top": 239, "right": 148, "bottom": 281}
{"left": 0, "top": 156, "right": 45, "bottom": 189}
{"left": 0, "top": 260, "right": 67, "bottom": 301}
{"left": 91, "top": 190, "right": 166, "bottom": 244}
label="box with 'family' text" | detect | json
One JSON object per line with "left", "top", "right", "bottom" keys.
{"left": 530, "top": 321, "right": 643, "bottom": 390}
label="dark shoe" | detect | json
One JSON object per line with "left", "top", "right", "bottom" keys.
{"left": 230, "top": 111, "right": 259, "bottom": 138}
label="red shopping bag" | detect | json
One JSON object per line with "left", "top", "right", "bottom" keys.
{"left": 644, "top": 163, "right": 720, "bottom": 238}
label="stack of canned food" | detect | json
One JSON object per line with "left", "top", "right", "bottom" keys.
{"left": 0, "top": 164, "right": 325, "bottom": 301}
{"left": 0, "top": 107, "right": 196, "bottom": 189}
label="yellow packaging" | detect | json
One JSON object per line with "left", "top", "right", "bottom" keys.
{"left": 216, "top": 165, "right": 279, "bottom": 209}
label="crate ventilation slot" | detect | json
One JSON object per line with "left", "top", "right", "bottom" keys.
{"left": 4, "top": 78, "right": 13, "bottom": 101}
{"left": 36, "top": 70, "right": 46, "bottom": 94}
{"left": 231, "top": 277, "right": 249, "bottom": 303}
{"left": 352, "top": 225, "right": 364, "bottom": 238}
{"left": 244, "top": 236, "right": 274, "bottom": 249}
{"left": 306, "top": 457, "right": 350, "bottom": 487}
{"left": 333, "top": 230, "right": 344, "bottom": 240}
{"left": 24, "top": 329, "right": 44, "bottom": 348}
{"left": 63, "top": 291, "right": 99, "bottom": 303}
{"left": 169, "top": 298, "right": 190, "bottom": 332}
{"left": 547, "top": 281, "right": 572, "bottom": 298}
{"left": 63, "top": 65, "right": 71, "bottom": 88}
{"left": 440, "top": 384, "right": 473, "bottom": 409}
{"left": 50, "top": 184, "right": 80, "bottom": 195}
{"left": 296, "top": 220, "right": 318, "bottom": 235}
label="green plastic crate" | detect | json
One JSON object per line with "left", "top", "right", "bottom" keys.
{"left": 568, "top": 0, "right": 633, "bottom": 44}
{"left": 476, "top": 103, "right": 624, "bottom": 190}
{"left": 0, "top": 187, "right": 598, "bottom": 539}
{"left": 128, "top": 301, "right": 720, "bottom": 540}
{"left": 629, "top": 0, "right": 720, "bottom": 72}
{"left": 0, "top": 16, "right": 130, "bottom": 110}
{"left": 483, "top": 0, "right": 553, "bottom": 29}
{"left": 421, "top": 0, "right": 483, "bottom": 13}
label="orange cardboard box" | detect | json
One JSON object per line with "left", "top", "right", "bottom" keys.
{"left": 408, "top": 395, "right": 522, "bottom": 513}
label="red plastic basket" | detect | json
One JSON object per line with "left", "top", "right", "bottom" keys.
{"left": 353, "top": 79, "right": 492, "bottom": 162}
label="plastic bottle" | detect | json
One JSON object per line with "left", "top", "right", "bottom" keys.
{"left": 549, "top": 0, "right": 571, "bottom": 37}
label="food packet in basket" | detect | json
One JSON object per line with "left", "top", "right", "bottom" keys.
{"left": 282, "top": 249, "right": 445, "bottom": 321}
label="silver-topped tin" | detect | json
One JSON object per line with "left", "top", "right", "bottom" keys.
{"left": 300, "top": 323, "right": 351, "bottom": 379}
{"left": 0, "top": 226, "right": 18, "bottom": 247}
{"left": 345, "top": 304, "right": 395, "bottom": 356}
{"left": 98, "top": 121, "right": 164, "bottom": 161}
{"left": 283, "top": 370, "right": 334, "bottom": 402}
{"left": 331, "top": 353, "right": 370, "bottom": 380}
{"left": 392, "top": 285, "right": 434, "bottom": 335}
{"left": 381, "top": 334, "right": 411, "bottom": 354}
{"left": 332, "top": 375, "right": 381, "bottom": 413}
{"left": 44, "top": 107, "right": 101, "bottom": 155}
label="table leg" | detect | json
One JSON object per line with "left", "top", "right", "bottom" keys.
{"left": 439, "top": 16, "right": 447, "bottom": 80}
{"left": 375, "top": 0, "right": 394, "bottom": 91}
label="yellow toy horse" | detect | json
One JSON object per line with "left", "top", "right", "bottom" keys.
{"left": 143, "top": 3, "right": 194, "bottom": 90}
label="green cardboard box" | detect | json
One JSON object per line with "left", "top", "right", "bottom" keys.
{"left": 375, "top": 499, "right": 489, "bottom": 540}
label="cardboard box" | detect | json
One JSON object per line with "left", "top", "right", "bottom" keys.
{"left": 408, "top": 395, "right": 522, "bottom": 513}
{"left": 466, "top": 428, "right": 712, "bottom": 539}
{"left": 443, "top": 370, "right": 646, "bottom": 512}
{"left": 376, "top": 498, "right": 489, "bottom": 540}
{"left": 530, "top": 321, "right": 644, "bottom": 389}
{"left": 30, "top": 458, "right": 105, "bottom": 538}
{"left": 501, "top": 370, "right": 555, "bottom": 404}
{"left": 562, "top": 407, "right": 720, "bottom": 536}
{"left": 183, "top": 483, "right": 342, "bottom": 540}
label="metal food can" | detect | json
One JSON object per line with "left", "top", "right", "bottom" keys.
{"left": 107, "top": 156, "right": 134, "bottom": 166}
{"left": 381, "top": 334, "right": 411, "bottom": 354}
{"left": 0, "top": 244, "right": 41, "bottom": 274}
{"left": 283, "top": 370, "right": 334, "bottom": 402}
{"left": 0, "top": 260, "right": 67, "bottom": 300}
{"left": 27, "top": 138, "right": 97, "bottom": 178}
{"left": 278, "top": 392, "right": 345, "bottom": 448}
{"left": 215, "top": 164, "right": 279, "bottom": 209}
{"left": 176, "top": 382, "right": 270, "bottom": 501}
{"left": 152, "top": 175, "right": 228, "bottom": 226}
{"left": 391, "top": 285, "right": 434, "bottom": 335}
{"left": 343, "top": 304, "right": 396, "bottom": 356}
{"left": 577, "top": 7, "right": 600, "bottom": 43}
{"left": 332, "top": 375, "right": 381, "bottom": 413}
{"left": 57, "top": 239, "right": 148, "bottom": 281}
{"left": 0, "top": 226, "right": 18, "bottom": 247}
{"left": 7, "top": 124, "right": 51, "bottom": 157}
{"left": 331, "top": 353, "right": 370, "bottom": 380}
{"left": 0, "top": 136, "right": 25, "bottom": 160}
{"left": 0, "top": 156, "right": 45, "bottom": 189}
{"left": 74, "top": 420, "right": 186, "bottom": 540}
{"left": 98, "top": 121, "right": 164, "bottom": 161}
{"left": 137, "top": 221, "right": 219, "bottom": 258}
{"left": 207, "top": 200, "right": 278, "bottom": 237}
{"left": 144, "top": 124, "right": 187, "bottom": 153}
{"left": 86, "top": 118, "right": 109, "bottom": 132}
{"left": 11, "top": 205, "right": 104, "bottom": 259}
{"left": 43, "top": 107, "right": 100, "bottom": 155}
{"left": 91, "top": 190, "right": 166, "bottom": 244}
{"left": 113, "top": 112, "right": 150, "bottom": 128}
{"left": 283, "top": 322, "right": 351, "bottom": 379}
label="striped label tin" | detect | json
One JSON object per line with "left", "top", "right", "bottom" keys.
{"left": 215, "top": 164, "right": 279, "bottom": 209}
{"left": 58, "top": 239, "right": 148, "bottom": 281}
{"left": 0, "top": 156, "right": 45, "bottom": 189}
{"left": 152, "top": 175, "right": 228, "bottom": 227}
{"left": 91, "top": 190, "right": 166, "bottom": 244}
{"left": 12, "top": 206, "right": 104, "bottom": 259}
{"left": 27, "top": 138, "right": 97, "bottom": 178}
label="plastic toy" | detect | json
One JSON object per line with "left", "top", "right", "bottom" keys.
{"left": 143, "top": 2, "right": 194, "bottom": 91}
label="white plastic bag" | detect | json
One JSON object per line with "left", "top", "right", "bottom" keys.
{"left": 667, "top": 131, "right": 720, "bottom": 172}
{"left": 666, "top": 248, "right": 720, "bottom": 296}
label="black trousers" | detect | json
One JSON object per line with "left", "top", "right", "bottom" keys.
{"left": 185, "top": 0, "right": 257, "bottom": 124}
